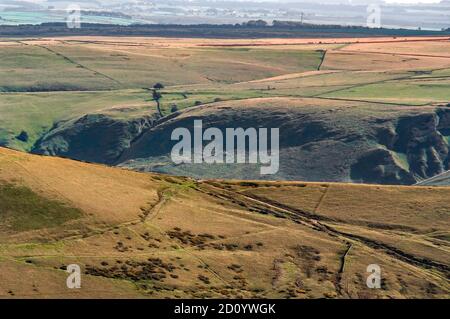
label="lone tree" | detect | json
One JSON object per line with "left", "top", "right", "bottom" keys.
{"left": 152, "top": 83, "right": 165, "bottom": 116}
{"left": 154, "top": 82, "right": 164, "bottom": 90}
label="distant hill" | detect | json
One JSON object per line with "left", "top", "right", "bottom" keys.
{"left": 1, "top": 22, "right": 449, "bottom": 38}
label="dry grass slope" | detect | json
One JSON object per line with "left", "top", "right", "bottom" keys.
{"left": 0, "top": 147, "right": 448, "bottom": 299}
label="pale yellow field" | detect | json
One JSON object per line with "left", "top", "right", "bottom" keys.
{"left": 23, "top": 35, "right": 449, "bottom": 47}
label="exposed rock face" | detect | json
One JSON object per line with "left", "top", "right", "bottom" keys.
{"left": 352, "top": 109, "right": 450, "bottom": 184}
{"left": 350, "top": 148, "right": 416, "bottom": 185}
{"left": 395, "top": 113, "right": 448, "bottom": 178}
{"left": 32, "top": 114, "right": 157, "bottom": 164}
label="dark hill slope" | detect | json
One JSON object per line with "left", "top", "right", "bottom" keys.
{"left": 33, "top": 113, "right": 158, "bottom": 165}
{"left": 115, "top": 98, "right": 450, "bottom": 184}
{"left": 32, "top": 97, "right": 450, "bottom": 184}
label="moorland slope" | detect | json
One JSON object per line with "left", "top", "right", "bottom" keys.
{"left": 0, "top": 147, "right": 448, "bottom": 298}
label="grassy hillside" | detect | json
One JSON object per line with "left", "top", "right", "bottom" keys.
{"left": 0, "top": 89, "right": 155, "bottom": 150}
{"left": 0, "top": 183, "right": 82, "bottom": 232}
{"left": 0, "top": 147, "right": 448, "bottom": 298}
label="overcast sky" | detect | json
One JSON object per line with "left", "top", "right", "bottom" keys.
{"left": 1, "top": 0, "right": 448, "bottom": 30}
{"left": 0, "top": 0, "right": 445, "bottom": 3}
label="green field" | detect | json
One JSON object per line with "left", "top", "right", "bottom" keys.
{"left": 0, "top": 90, "right": 153, "bottom": 150}
{"left": 323, "top": 78, "right": 450, "bottom": 104}
{"left": 0, "top": 42, "right": 324, "bottom": 91}
{"left": 0, "top": 44, "right": 118, "bottom": 91}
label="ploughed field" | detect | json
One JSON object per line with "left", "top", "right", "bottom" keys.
{"left": 1, "top": 37, "right": 450, "bottom": 184}
{"left": 0, "top": 147, "right": 448, "bottom": 298}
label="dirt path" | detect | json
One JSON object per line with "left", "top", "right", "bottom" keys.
{"left": 240, "top": 70, "right": 339, "bottom": 84}
{"left": 339, "top": 49, "right": 450, "bottom": 60}
{"left": 198, "top": 182, "right": 450, "bottom": 279}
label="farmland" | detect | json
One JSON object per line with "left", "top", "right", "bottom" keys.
{"left": 0, "top": 36, "right": 450, "bottom": 185}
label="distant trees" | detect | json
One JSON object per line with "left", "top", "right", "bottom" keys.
{"left": 153, "top": 82, "right": 164, "bottom": 90}
{"left": 242, "top": 20, "right": 268, "bottom": 27}
{"left": 152, "top": 83, "right": 164, "bottom": 117}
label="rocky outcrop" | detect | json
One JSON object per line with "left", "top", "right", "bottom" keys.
{"left": 354, "top": 107, "right": 450, "bottom": 184}
{"left": 350, "top": 148, "right": 416, "bottom": 185}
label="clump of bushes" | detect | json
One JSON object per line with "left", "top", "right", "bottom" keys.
{"left": 16, "top": 130, "right": 29, "bottom": 142}
{"left": 198, "top": 275, "right": 210, "bottom": 284}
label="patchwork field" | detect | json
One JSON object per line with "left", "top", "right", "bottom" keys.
{"left": 1, "top": 36, "right": 449, "bottom": 147}
{"left": 1, "top": 36, "right": 450, "bottom": 185}
{"left": 0, "top": 147, "right": 448, "bottom": 299}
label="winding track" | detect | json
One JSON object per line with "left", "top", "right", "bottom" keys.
{"left": 196, "top": 181, "right": 450, "bottom": 280}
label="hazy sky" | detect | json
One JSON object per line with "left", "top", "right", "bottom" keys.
{"left": 384, "top": 0, "right": 441, "bottom": 3}
{"left": 1, "top": 0, "right": 448, "bottom": 30}
{"left": 0, "top": 0, "right": 444, "bottom": 3}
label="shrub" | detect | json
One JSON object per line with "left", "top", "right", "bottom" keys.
{"left": 16, "top": 130, "right": 29, "bottom": 142}
{"left": 198, "top": 275, "right": 210, "bottom": 284}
